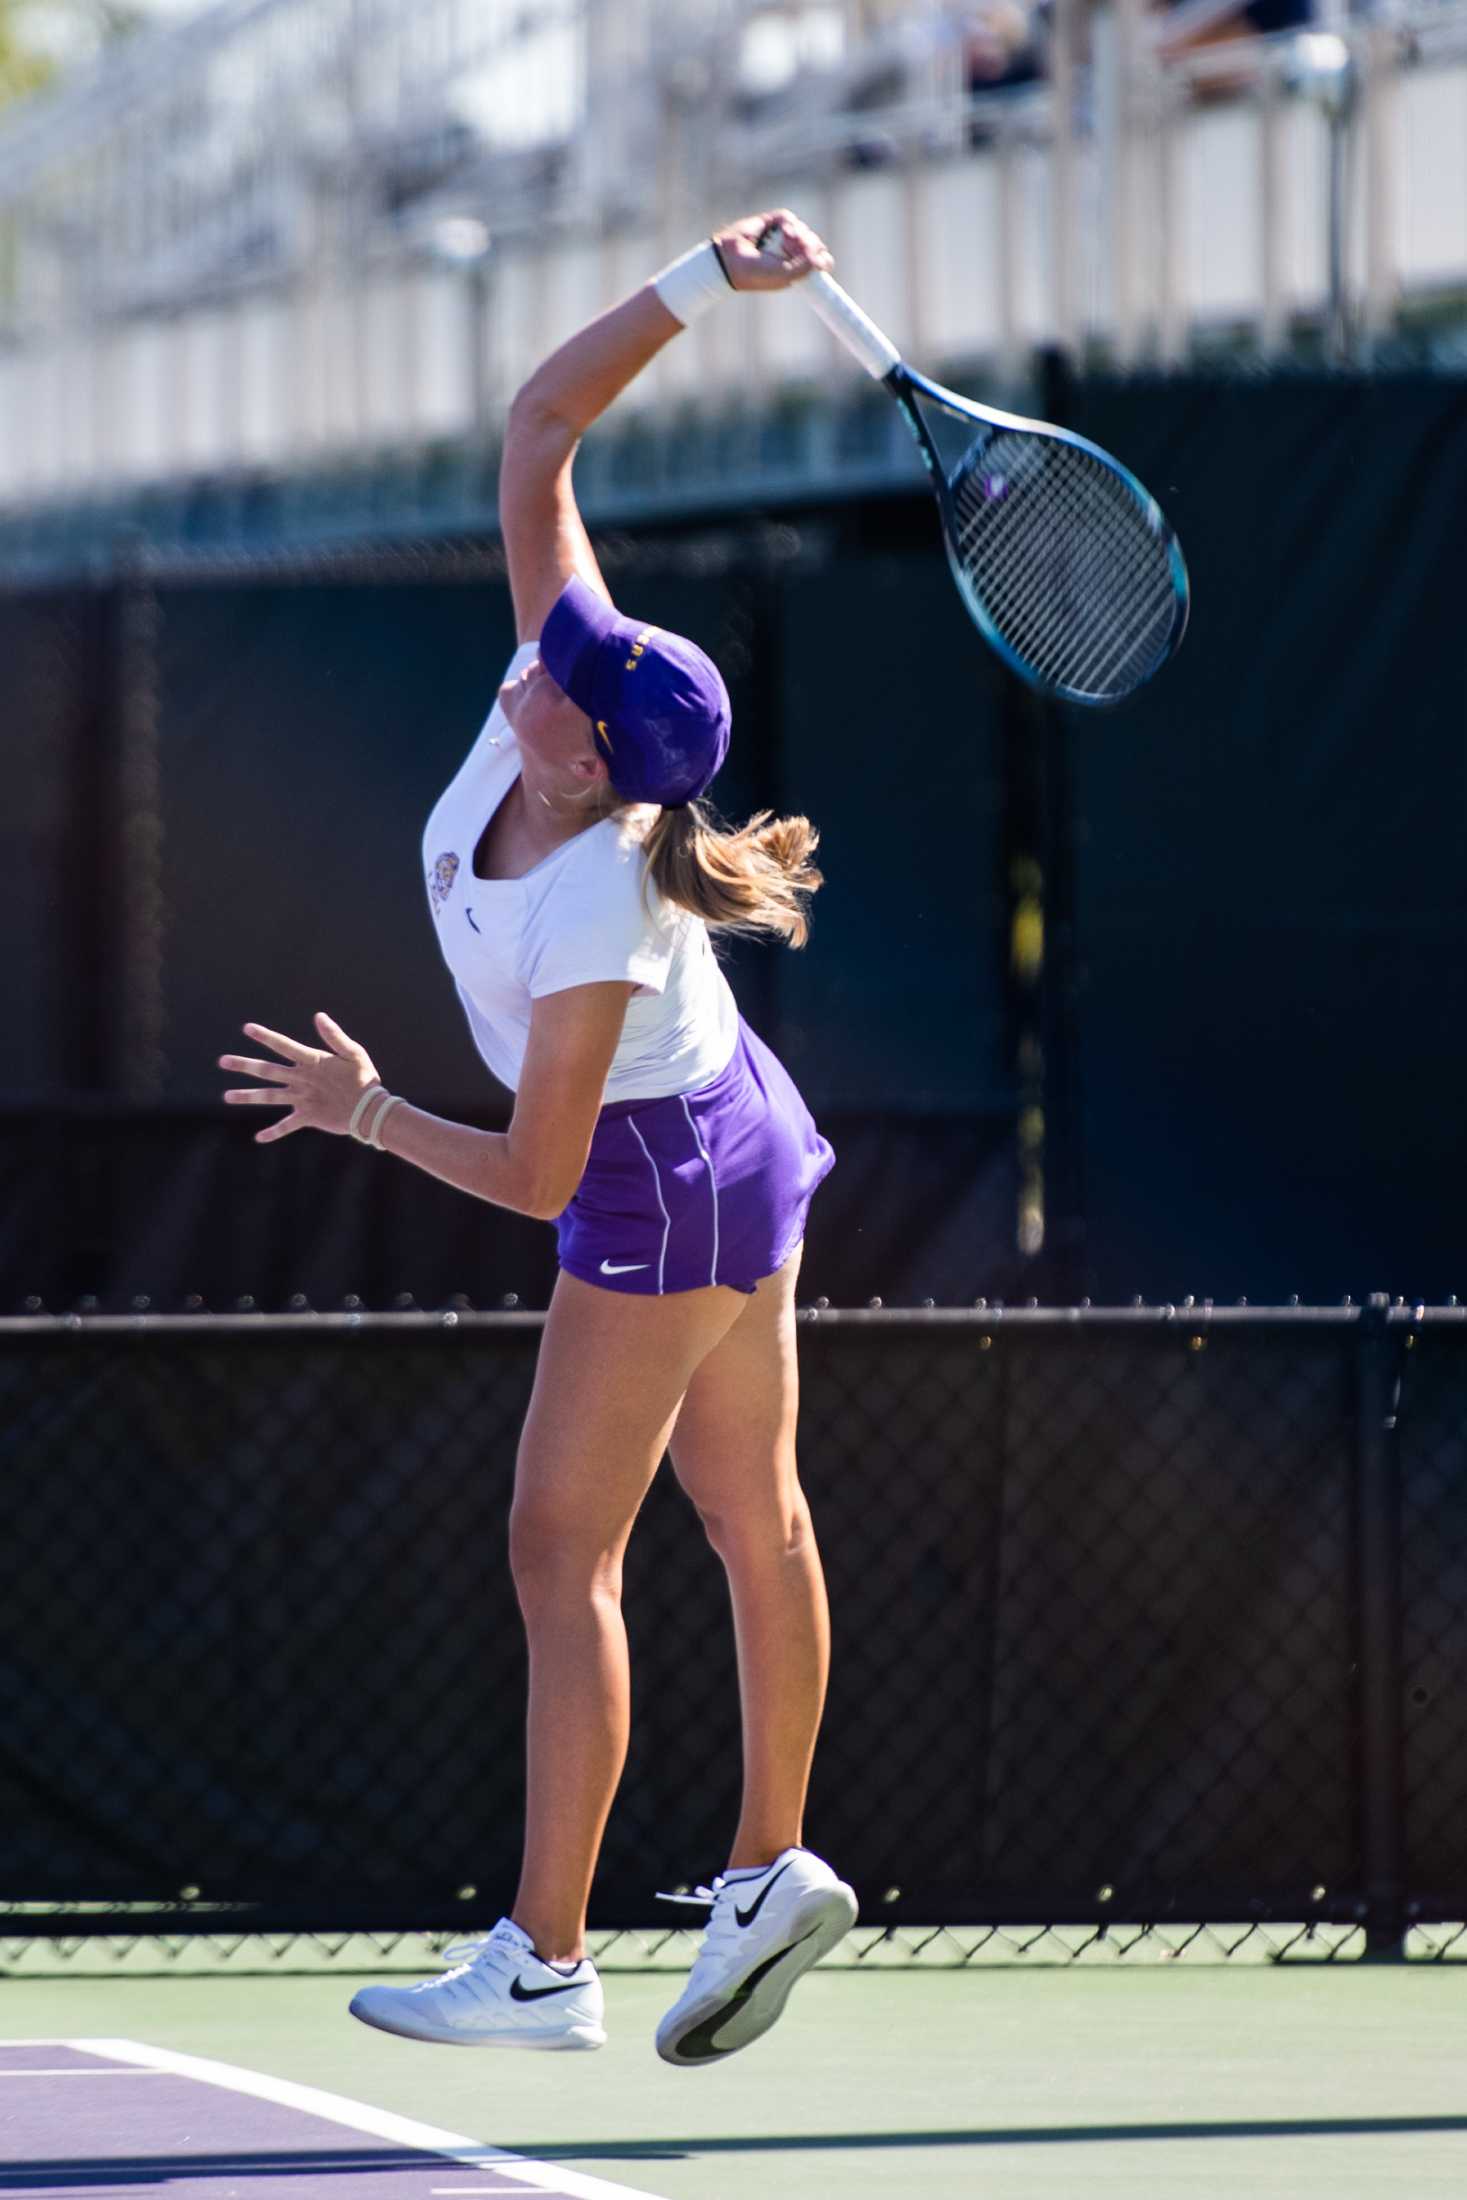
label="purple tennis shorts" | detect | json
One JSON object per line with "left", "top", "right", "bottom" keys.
{"left": 556, "top": 1017, "right": 835, "bottom": 1296}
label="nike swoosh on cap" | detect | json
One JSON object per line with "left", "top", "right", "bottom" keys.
{"left": 600, "top": 1259, "right": 650, "bottom": 1275}
{"left": 510, "top": 1975, "right": 585, "bottom": 2002}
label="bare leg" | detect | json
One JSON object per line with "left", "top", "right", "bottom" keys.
{"left": 508, "top": 1267, "right": 745, "bottom": 1963}
{"left": 667, "top": 1245, "right": 830, "bottom": 1871}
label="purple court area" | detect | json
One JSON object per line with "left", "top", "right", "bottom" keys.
{"left": 0, "top": 2040, "right": 647, "bottom": 2199}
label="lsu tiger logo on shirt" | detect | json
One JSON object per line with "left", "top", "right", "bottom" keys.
{"left": 428, "top": 852, "right": 460, "bottom": 914}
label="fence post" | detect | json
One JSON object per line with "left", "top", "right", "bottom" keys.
{"left": 1354, "top": 1291, "right": 1406, "bottom": 1960}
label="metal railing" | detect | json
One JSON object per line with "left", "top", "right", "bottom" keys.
{"left": 0, "top": 1, "right": 1464, "bottom": 507}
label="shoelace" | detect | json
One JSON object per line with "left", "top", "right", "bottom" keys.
{"left": 654, "top": 1879, "right": 724, "bottom": 1908}
{"left": 657, "top": 1864, "right": 781, "bottom": 1910}
{"left": 428, "top": 1932, "right": 524, "bottom": 1989}
{"left": 656, "top": 1876, "right": 753, "bottom": 1980}
{"left": 437, "top": 1931, "right": 588, "bottom": 1986}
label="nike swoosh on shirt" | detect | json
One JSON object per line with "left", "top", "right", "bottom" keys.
{"left": 600, "top": 1260, "right": 651, "bottom": 1275}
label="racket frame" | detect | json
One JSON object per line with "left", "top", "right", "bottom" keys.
{"left": 882, "top": 361, "right": 1192, "bottom": 705}
{"left": 796, "top": 266, "right": 1190, "bottom": 704}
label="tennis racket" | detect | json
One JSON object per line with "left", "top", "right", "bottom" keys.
{"left": 783, "top": 259, "right": 1190, "bottom": 706}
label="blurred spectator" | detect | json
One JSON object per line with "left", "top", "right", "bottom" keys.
{"left": 963, "top": 1, "right": 1043, "bottom": 90}
{"left": 841, "top": 1, "right": 1045, "bottom": 163}
{"left": 746, "top": 0, "right": 1318, "bottom": 177}
{"left": 1157, "top": 0, "right": 1315, "bottom": 104}
{"left": 1158, "top": 0, "right": 1315, "bottom": 67}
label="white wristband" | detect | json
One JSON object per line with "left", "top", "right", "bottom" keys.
{"left": 652, "top": 239, "right": 734, "bottom": 328}
{"left": 349, "top": 1084, "right": 387, "bottom": 1141}
{"left": 368, "top": 1093, "right": 407, "bottom": 1151}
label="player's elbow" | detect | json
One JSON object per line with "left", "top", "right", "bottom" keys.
{"left": 506, "top": 382, "right": 580, "bottom": 457}
{"left": 521, "top": 1177, "right": 577, "bottom": 1223}
{"left": 505, "top": 1142, "right": 578, "bottom": 1222}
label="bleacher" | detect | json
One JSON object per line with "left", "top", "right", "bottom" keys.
{"left": 0, "top": 0, "right": 1465, "bottom": 570}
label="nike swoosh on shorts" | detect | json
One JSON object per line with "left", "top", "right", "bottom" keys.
{"left": 600, "top": 1260, "right": 650, "bottom": 1275}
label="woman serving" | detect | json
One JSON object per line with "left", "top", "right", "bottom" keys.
{"left": 218, "top": 208, "right": 855, "bottom": 2066}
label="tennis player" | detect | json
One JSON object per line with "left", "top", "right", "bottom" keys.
{"left": 219, "top": 208, "right": 856, "bottom": 2065}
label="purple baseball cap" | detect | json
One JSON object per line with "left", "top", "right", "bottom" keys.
{"left": 539, "top": 575, "right": 731, "bottom": 807}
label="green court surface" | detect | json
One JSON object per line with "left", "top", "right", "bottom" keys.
{"left": 3, "top": 1958, "right": 1464, "bottom": 2198}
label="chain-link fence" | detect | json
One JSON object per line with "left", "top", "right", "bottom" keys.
{"left": 3, "top": 1298, "right": 1460, "bottom": 1966}
{"left": 0, "top": 525, "right": 1023, "bottom": 1314}
{"left": 0, "top": 1915, "right": 1378, "bottom": 1978}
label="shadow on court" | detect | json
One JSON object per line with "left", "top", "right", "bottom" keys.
{"left": 18, "top": 2112, "right": 1467, "bottom": 2186}
{"left": 475, "top": 2113, "right": 1467, "bottom": 2160}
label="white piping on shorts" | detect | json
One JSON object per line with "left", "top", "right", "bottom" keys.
{"left": 626, "top": 1116, "right": 671, "bottom": 1294}
{"left": 679, "top": 1094, "right": 720, "bottom": 1287}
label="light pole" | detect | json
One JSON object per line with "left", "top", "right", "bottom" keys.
{"left": 1286, "top": 31, "right": 1357, "bottom": 363}
{"left": 428, "top": 215, "right": 494, "bottom": 443}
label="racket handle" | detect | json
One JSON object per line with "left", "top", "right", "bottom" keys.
{"left": 803, "top": 272, "right": 902, "bottom": 381}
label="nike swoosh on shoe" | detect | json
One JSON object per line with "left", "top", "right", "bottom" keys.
{"left": 736, "top": 1859, "right": 795, "bottom": 1927}
{"left": 510, "top": 1976, "right": 587, "bottom": 2002}
{"left": 674, "top": 1928, "right": 821, "bottom": 2062}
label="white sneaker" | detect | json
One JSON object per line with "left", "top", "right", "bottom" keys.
{"left": 348, "top": 1917, "right": 605, "bottom": 2050}
{"left": 655, "top": 1846, "right": 857, "bottom": 2067}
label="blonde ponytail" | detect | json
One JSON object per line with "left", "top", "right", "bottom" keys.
{"left": 641, "top": 800, "right": 823, "bottom": 948}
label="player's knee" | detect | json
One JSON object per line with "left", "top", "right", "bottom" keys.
{"left": 695, "top": 1480, "right": 813, "bottom": 1563}
{"left": 508, "top": 1494, "right": 621, "bottom": 1596}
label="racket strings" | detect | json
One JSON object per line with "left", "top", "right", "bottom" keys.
{"left": 960, "top": 454, "right": 1170, "bottom": 695}
{"left": 956, "top": 441, "right": 1171, "bottom": 692}
{"left": 950, "top": 432, "right": 1178, "bottom": 702}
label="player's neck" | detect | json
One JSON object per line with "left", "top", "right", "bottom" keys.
{"left": 511, "top": 768, "right": 607, "bottom": 854}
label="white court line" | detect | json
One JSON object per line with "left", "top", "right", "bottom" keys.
{"left": 0, "top": 2067, "right": 164, "bottom": 2077}
{"left": 3, "top": 2158, "right": 491, "bottom": 2179}
{"left": 65, "top": 2042, "right": 671, "bottom": 2200}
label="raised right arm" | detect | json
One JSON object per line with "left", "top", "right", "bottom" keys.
{"left": 498, "top": 212, "right": 833, "bottom": 644}
{"left": 499, "top": 287, "right": 681, "bottom": 643}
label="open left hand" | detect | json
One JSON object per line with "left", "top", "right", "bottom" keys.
{"left": 713, "top": 208, "right": 833, "bottom": 292}
{"left": 219, "top": 1013, "right": 382, "bottom": 1143}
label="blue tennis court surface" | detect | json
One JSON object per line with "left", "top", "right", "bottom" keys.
{"left": 0, "top": 2039, "right": 662, "bottom": 2198}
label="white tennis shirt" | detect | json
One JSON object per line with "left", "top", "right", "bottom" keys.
{"left": 423, "top": 642, "right": 739, "bottom": 1101}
